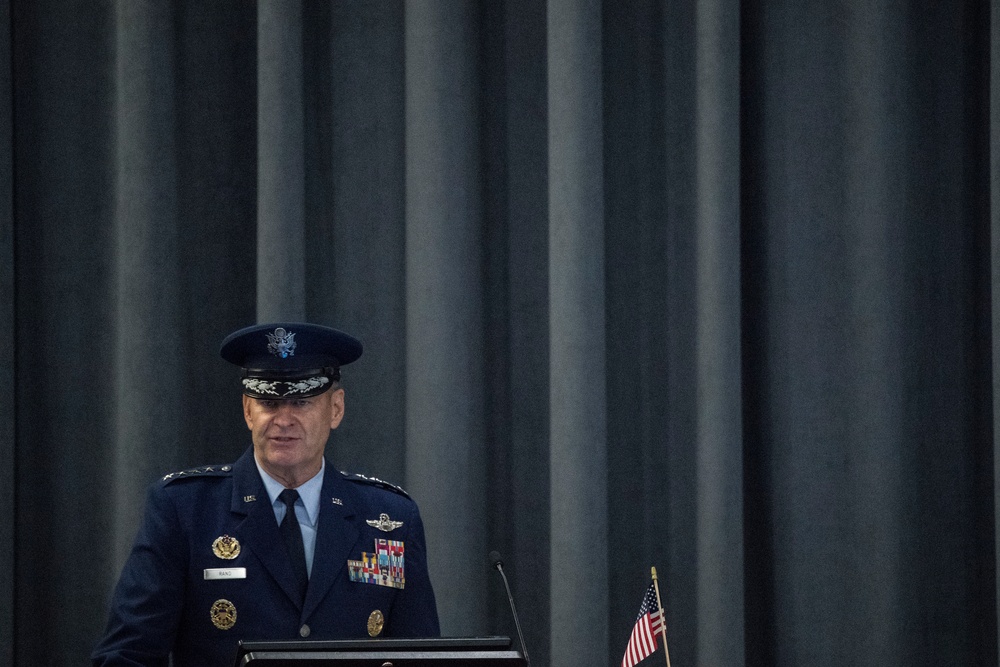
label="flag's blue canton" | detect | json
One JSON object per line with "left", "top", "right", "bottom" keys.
{"left": 635, "top": 582, "right": 660, "bottom": 622}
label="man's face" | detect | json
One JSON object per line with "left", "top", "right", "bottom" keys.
{"left": 242, "top": 388, "right": 345, "bottom": 485}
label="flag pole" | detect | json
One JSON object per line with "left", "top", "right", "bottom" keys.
{"left": 651, "top": 567, "right": 672, "bottom": 667}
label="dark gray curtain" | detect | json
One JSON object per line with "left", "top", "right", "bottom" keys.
{"left": 3, "top": 1, "right": 994, "bottom": 666}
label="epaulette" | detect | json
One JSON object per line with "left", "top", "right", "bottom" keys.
{"left": 342, "top": 471, "right": 411, "bottom": 499}
{"left": 161, "top": 464, "right": 234, "bottom": 483}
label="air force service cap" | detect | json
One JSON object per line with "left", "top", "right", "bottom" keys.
{"left": 220, "top": 322, "right": 363, "bottom": 399}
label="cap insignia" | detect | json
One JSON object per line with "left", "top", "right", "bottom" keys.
{"left": 266, "top": 327, "right": 296, "bottom": 358}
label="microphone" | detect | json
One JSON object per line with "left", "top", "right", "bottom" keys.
{"left": 489, "top": 551, "right": 531, "bottom": 667}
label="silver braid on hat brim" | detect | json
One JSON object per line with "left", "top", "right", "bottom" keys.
{"left": 239, "top": 364, "right": 341, "bottom": 399}
{"left": 242, "top": 375, "right": 332, "bottom": 398}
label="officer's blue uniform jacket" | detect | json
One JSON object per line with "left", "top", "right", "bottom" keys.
{"left": 93, "top": 448, "right": 440, "bottom": 666}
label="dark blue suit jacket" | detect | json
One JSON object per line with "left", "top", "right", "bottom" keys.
{"left": 93, "top": 448, "right": 439, "bottom": 666}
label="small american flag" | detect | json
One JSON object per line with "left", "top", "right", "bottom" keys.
{"left": 621, "top": 582, "right": 664, "bottom": 667}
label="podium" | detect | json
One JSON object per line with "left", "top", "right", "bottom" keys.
{"left": 233, "top": 637, "right": 527, "bottom": 666}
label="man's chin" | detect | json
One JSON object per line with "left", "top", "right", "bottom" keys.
{"left": 264, "top": 451, "right": 303, "bottom": 468}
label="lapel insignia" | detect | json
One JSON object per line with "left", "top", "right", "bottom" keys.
{"left": 367, "top": 610, "right": 385, "bottom": 637}
{"left": 366, "top": 513, "right": 403, "bottom": 532}
{"left": 212, "top": 535, "right": 241, "bottom": 560}
{"left": 332, "top": 497, "right": 343, "bottom": 506}
{"left": 348, "top": 539, "right": 405, "bottom": 589}
{"left": 243, "top": 495, "right": 256, "bottom": 503}
{"left": 210, "top": 599, "right": 237, "bottom": 630}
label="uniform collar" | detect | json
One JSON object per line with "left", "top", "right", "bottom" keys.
{"left": 254, "top": 455, "right": 324, "bottom": 527}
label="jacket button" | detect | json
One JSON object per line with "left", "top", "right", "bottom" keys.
{"left": 299, "top": 624, "right": 311, "bottom": 638}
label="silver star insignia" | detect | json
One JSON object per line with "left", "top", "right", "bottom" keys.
{"left": 366, "top": 513, "right": 404, "bottom": 532}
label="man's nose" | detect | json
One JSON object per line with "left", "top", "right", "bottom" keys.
{"left": 273, "top": 402, "right": 296, "bottom": 423}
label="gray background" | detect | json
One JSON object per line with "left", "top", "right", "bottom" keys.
{"left": 1, "top": 0, "right": 996, "bottom": 665}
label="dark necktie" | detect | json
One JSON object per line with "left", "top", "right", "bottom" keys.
{"left": 278, "top": 488, "right": 308, "bottom": 601}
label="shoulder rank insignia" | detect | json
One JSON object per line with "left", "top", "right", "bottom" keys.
{"left": 343, "top": 471, "right": 411, "bottom": 498}
{"left": 162, "top": 464, "right": 232, "bottom": 482}
{"left": 367, "top": 513, "right": 404, "bottom": 532}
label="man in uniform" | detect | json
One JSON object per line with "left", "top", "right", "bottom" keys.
{"left": 93, "top": 322, "right": 439, "bottom": 666}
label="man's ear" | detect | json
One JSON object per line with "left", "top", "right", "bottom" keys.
{"left": 329, "top": 388, "right": 345, "bottom": 429}
{"left": 242, "top": 394, "right": 254, "bottom": 430}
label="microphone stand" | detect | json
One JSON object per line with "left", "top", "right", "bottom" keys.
{"left": 490, "top": 551, "right": 530, "bottom": 667}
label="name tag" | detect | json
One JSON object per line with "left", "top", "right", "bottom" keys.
{"left": 204, "top": 568, "right": 247, "bottom": 580}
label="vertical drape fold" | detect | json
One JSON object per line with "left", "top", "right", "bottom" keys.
{"left": 112, "top": 0, "right": 181, "bottom": 563}
{"left": 258, "top": 0, "right": 305, "bottom": 321}
{"left": 322, "top": 3, "right": 409, "bottom": 481}
{"left": 488, "top": 2, "right": 552, "bottom": 663}
{"left": 994, "top": 0, "right": 1000, "bottom": 655}
{"left": 0, "top": 0, "right": 12, "bottom": 664}
{"left": 693, "top": 0, "right": 744, "bottom": 663}
{"left": 404, "top": 0, "right": 488, "bottom": 636}
{"left": 547, "top": 1, "right": 608, "bottom": 664}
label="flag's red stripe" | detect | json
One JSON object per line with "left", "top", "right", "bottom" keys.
{"left": 622, "top": 613, "right": 659, "bottom": 667}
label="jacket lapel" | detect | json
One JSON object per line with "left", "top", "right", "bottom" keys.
{"left": 302, "top": 466, "right": 361, "bottom": 620}
{"left": 229, "top": 449, "right": 305, "bottom": 608}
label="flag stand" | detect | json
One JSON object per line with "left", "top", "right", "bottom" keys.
{"left": 651, "top": 567, "right": 672, "bottom": 667}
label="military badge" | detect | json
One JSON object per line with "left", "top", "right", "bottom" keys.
{"left": 366, "top": 513, "right": 404, "bottom": 532}
{"left": 210, "top": 599, "right": 237, "bottom": 630}
{"left": 212, "top": 535, "right": 240, "bottom": 560}
{"left": 367, "top": 610, "right": 385, "bottom": 637}
{"left": 348, "top": 539, "right": 405, "bottom": 589}
{"left": 266, "top": 327, "right": 296, "bottom": 358}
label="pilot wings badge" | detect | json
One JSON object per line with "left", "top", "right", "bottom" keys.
{"left": 366, "top": 513, "right": 404, "bottom": 532}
